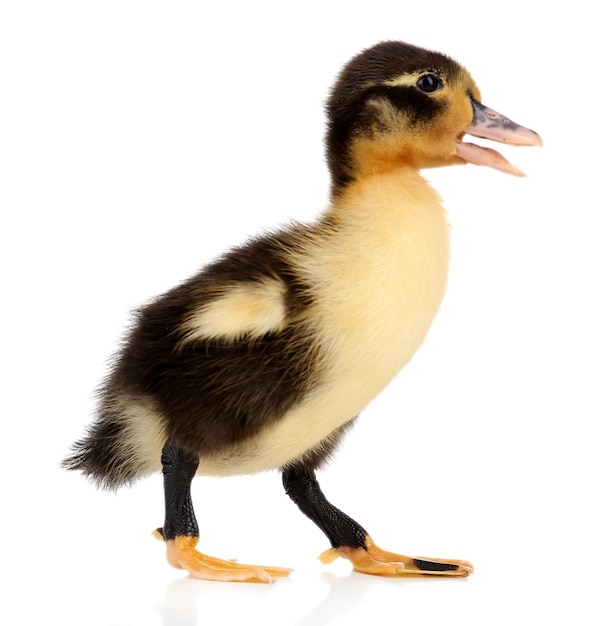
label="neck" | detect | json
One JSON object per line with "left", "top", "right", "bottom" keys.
{"left": 328, "top": 167, "right": 442, "bottom": 223}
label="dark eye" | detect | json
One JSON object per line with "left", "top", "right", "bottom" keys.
{"left": 416, "top": 74, "right": 442, "bottom": 93}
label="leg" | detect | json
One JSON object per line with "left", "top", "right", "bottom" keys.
{"left": 282, "top": 466, "right": 473, "bottom": 577}
{"left": 154, "top": 441, "right": 292, "bottom": 583}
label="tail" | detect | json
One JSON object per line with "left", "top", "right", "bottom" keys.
{"left": 62, "top": 393, "right": 167, "bottom": 490}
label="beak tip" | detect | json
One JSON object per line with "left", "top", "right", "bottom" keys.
{"left": 520, "top": 129, "right": 543, "bottom": 148}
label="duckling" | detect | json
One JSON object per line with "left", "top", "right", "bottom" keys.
{"left": 64, "top": 40, "right": 541, "bottom": 583}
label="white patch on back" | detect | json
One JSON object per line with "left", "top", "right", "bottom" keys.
{"left": 180, "top": 278, "right": 287, "bottom": 344}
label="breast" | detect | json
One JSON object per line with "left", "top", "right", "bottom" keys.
{"left": 198, "top": 170, "right": 450, "bottom": 476}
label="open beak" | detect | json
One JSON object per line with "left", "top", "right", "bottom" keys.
{"left": 455, "top": 100, "right": 542, "bottom": 176}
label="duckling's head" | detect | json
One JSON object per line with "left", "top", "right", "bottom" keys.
{"left": 326, "top": 41, "right": 541, "bottom": 196}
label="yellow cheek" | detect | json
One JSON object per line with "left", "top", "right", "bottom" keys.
{"left": 446, "top": 90, "right": 474, "bottom": 130}
{"left": 413, "top": 93, "right": 473, "bottom": 162}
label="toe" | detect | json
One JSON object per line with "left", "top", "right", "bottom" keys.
{"left": 320, "top": 536, "right": 473, "bottom": 578}
{"left": 164, "top": 536, "right": 292, "bottom": 583}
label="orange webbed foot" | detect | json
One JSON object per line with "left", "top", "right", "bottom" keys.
{"left": 153, "top": 531, "right": 293, "bottom": 583}
{"left": 320, "top": 536, "right": 473, "bottom": 578}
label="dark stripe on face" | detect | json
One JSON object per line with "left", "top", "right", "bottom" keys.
{"left": 379, "top": 85, "right": 447, "bottom": 125}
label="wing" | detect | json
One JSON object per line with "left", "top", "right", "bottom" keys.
{"left": 101, "top": 227, "right": 322, "bottom": 458}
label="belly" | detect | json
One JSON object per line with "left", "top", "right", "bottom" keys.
{"left": 198, "top": 295, "right": 446, "bottom": 476}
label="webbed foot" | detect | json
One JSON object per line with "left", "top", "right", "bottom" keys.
{"left": 154, "top": 531, "right": 292, "bottom": 583}
{"left": 320, "top": 536, "right": 473, "bottom": 577}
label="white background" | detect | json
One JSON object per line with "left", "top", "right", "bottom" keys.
{"left": 2, "top": 2, "right": 593, "bottom": 625}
